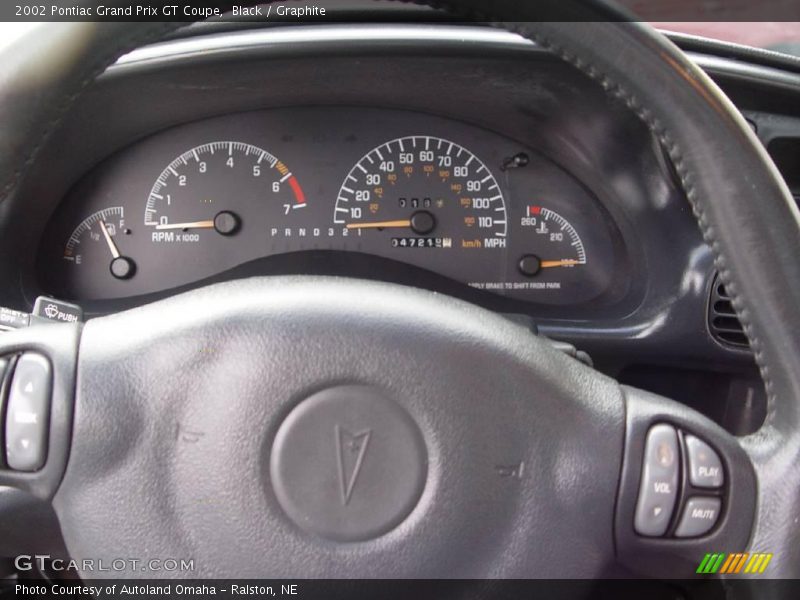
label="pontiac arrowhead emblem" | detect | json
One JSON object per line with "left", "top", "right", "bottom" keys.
{"left": 336, "top": 425, "right": 372, "bottom": 505}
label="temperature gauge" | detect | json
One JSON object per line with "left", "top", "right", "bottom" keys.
{"left": 517, "top": 206, "right": 586, "bottom": 277}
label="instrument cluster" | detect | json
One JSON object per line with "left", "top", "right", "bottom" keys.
{"left": 37, "top": 108, "right": 623, "bottom": 306}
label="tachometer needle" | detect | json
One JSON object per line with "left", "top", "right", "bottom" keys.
{"left": 540, "top": 259, "right": 581, "bottom": 268}
{"left": 99, "top": 220, "right": 121, "bottom": 259}
{"left": 346, "top": 219, "right": 412, "bottom": 230}
{"left": 155, "top": 220, "right": 215, "bottom": 231}
{"left": 154, "top": 212, "right": 240, "bottom": 236}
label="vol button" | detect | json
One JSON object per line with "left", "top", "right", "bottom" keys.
{"left": 634, "top": 424, "right": 680, "bottom": 537}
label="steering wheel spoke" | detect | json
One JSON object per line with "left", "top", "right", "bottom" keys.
{"left": 0, "top": 322, "right": 80, "bottom": 501}
{"left": 615, "top": 386, "right": 756, "bottom": 578}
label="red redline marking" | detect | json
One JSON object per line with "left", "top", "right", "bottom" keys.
{"left": 288, "top": 176, "right": 305, "bottom": 205}
{"left": 530, "top": 206, "right": 541, "bottom": 215}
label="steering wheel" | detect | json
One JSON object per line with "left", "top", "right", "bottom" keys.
{"left": 1, "top": 0, "right": 799, "bottom": 581}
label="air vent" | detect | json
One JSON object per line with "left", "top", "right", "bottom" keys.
{"left": 708, "top": 274, "right": 750, "bottom": 349}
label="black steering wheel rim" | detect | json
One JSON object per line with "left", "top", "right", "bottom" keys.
{"left": 0, "top": 0, "right": 798, "bottom": 580}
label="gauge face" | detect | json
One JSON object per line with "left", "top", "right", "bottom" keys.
{"left": 335, "top": 136, "right": 507, "bottom": 251}
{"left": 517, "top": 206, "right": 586, "bottom": 274}
{"left": 145, "top": 141, "right": 306, "bottom": 240}
{"left": 47, "top": 206, "right": 140, "bottom": 297}
{"left": 64, "top": 206, "right": 137, "bottom": 279}
{"left": 64, "top": 206, "right": 127, "bottom": 266}
{"left": 498, "top": 200, "right": 615, "bottom": 302}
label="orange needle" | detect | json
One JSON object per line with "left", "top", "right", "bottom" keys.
{"left": 98, "top": 220, "right": 121, "bottom": 259}
{"left": 346, "top": 219, "right": 412, "bottom": 230}
{"left": 155, "top": 220, "right": 215, "bottom": 231}
{"left": 540, "top": 259, "right": 581, "bottom": 268}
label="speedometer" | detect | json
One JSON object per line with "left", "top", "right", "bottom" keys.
{"left": 335, "top": 136, "right": 507, "bottom": 251}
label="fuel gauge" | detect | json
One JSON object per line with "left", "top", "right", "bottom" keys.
{"left": 63, "top": 207, "right": 137, "bottom": 280}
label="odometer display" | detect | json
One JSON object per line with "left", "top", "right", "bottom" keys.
{"left": 335, "top": 136, "right": 508, "bottom": 251}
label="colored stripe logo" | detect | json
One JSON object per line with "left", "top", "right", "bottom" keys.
{"left": 697, "top": 552, "right": 773, "bottom": 574}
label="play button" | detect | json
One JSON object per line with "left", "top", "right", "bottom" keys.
{"left": 270, "top": 386, "right": 427, "bottom": 542}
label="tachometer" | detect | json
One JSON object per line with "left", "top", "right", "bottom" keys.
{"left": 145, "top": 141, "right": 306, "bottom": 242}
{"left": 335, "top": 136, "right": 507, "bottom": 250}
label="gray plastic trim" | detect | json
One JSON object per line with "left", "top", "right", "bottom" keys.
{"left": 112, "top": 24, "right": 800, "bottom": 97}
{"left": 114, "top": 24, "right": 535, "bottom": 67}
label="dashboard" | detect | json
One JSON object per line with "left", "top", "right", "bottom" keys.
{"left": 0, "top": 23, "right": 774, "bottom": 360}
{"left": 38, "top": 108, "right": 622, "bottom": 305}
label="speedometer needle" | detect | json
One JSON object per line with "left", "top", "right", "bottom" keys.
{"left": 346, "top": 211, "right": 437, "bottom": 235}
{"left": 540, "top": 259, "right": 581, "bottom": 268}
{"left": 346, "top": 219, "right": 412, "bottom": 230}
{"left": 99, "top": 220, "right": 121, "bottom": 259}
{"left": 155, "top": 220, "right": 215, "bottom": 231}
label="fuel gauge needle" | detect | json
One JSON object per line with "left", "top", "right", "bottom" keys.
{"left": 99, "top": 220, "right": 136, "bottom": 280}
{"left": 99, "top": 220, "right": 121, "bottom": 259}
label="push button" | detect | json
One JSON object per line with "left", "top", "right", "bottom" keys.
{"left": 32, "top": 296, "right": 82, "bottom": 324}
{"left": 634, "top": 424, "right": 679, "bottom": 537}
{"left": 675, "top": 496, "right": 721, "bottom": 538}
{"left": 4, "top": 353, "right": 52, "bottom": 471}
{"left": 685, "top": 434, "right": 724, "bottom": 488}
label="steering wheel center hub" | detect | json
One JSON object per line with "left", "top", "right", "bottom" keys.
{"left": 270, "top": 386, "right": 427, "bottom": 542}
